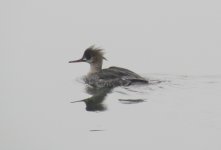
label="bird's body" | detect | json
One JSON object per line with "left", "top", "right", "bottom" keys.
{"left": 69, "top": 46, "right": 148, "bottom": 88}
{"left": 84, "top": 66, "right": 148, "bottom": 88}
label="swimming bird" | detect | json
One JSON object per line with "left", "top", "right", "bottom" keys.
{"left": 69, "top": 46, "right": 148, "bottom": 88}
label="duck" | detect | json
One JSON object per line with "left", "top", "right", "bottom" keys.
{"left": 69, "top": 46, "right": 148, "bottom": 88}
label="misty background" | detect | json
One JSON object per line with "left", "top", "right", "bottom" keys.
{"left": 1, "top": 0, "right": 221, "bottom": 77}
{"left": 1, "top": 1, "right": 221, "bottom": 150}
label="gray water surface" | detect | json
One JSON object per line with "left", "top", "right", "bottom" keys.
{"left": 1, "top": 73, "right": 221, "bottom": 150}
{"left": 2, "top": 0, "right": 221, "bottom": 149}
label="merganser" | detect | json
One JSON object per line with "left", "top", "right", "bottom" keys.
{"left": 69, "top": 46, "right": 148, "bottom": 88}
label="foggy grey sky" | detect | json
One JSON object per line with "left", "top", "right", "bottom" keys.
{"left": 1, "top": 0, "right": 221, "bottom": 75}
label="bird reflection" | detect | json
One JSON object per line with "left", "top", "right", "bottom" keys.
{"left": 71, "top": 86, "right": 112, "bottom": 111}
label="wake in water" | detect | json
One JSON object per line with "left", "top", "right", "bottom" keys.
{"left": 71, "top": 74, "right": 221, "bottom": 112}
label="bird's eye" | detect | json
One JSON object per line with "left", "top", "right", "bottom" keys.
{"left": 84, "top": 52, "right": 91, "bottom": 60}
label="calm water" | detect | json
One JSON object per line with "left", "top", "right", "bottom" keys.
{"left": 1, "top": 0, "right": 221, "bottom": 149}
{"left": 1, "top": 72, "right": 221, "bottom": 150}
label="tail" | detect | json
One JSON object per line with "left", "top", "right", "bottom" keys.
{"left": 129, "top": 79, "right": 149, "bottom": 85}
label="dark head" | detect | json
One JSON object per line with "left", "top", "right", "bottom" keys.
{"left": 69, "top": 46, "right": 106, "bottom": 64}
